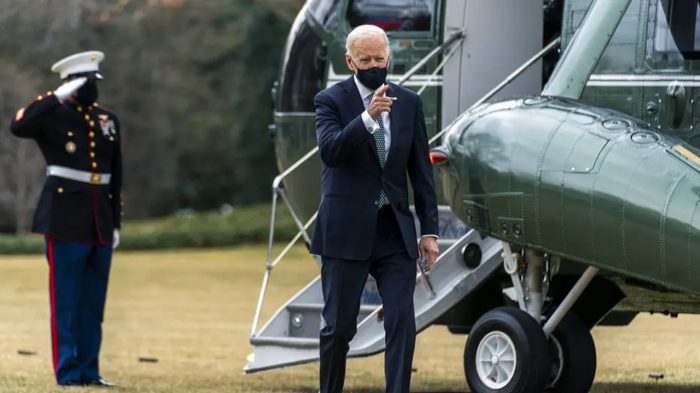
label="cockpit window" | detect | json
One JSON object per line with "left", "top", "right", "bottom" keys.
{"left": 347, "top": 0, "right": 435, "bottom": 32}
{"left": 652, "top": 0, "right": 700, "bottom": 65}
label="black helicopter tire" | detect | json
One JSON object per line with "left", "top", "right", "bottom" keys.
{"left": 546, "top": 312, "right": 597, "bottom": 393}
{"left": 464, "top": 307, "right": 549, "bottom": 393}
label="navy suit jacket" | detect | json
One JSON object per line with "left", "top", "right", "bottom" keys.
{"left": 310, "top": 77, "right": 439, "bottom": 261}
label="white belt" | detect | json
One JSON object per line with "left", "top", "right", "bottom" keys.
{"left": 47, "top": 165, "right": 111, "bottom": 185}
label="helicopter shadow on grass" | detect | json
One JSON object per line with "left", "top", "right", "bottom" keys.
{"left": 589, "top": 382, "right": 700, "bottom": 393}
{"left": 317, "top": 382, "right": 700, "bottom": 393}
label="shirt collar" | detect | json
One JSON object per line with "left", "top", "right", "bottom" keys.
{"left": 353, "top": 74, "right": 374, "bottom": 102}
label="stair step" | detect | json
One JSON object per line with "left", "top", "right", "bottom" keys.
{"left": 250, "top": 336, "right": 319, "bottom": 348}
{"left": 287, "top": 303, "right": 379, "bottom": 313}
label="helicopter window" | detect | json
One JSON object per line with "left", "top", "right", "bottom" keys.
{"left": 653, "top": 0, "right": 700, "bottom": 61}
{"left": 279, "top": 22, "right": 327, "bottom": 112}
{"left": 347, "top": 0, "right": 435, "bottom": 32}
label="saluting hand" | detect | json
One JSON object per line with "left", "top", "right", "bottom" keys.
{"left": 367, "top": 84, "right": 395, "bottom": 120}
{"left": 54, "top": 77, "right": 87, "bottom": 104}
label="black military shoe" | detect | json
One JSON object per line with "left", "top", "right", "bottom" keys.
{"left": 84, "top": 378, "right": 118, "bottom": 388}
{"left": 58, "top": 380, "right": 82, "bottom": 388}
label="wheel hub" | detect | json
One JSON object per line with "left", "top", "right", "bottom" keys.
{"left": 475, "top": 331, "right": 517, "bottom": 389}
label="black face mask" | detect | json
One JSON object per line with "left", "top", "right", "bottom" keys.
{"left": 75, "top": 81, "right": 98, "bottom": 106}
{"left": 353, "top": 62, "right": 388, "bottom": 90}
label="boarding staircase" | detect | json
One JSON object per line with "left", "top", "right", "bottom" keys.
{"left": 245, "top": 211, "right": 503, "bottom": 373}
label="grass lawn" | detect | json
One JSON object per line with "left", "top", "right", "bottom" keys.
{"left": 1, "top": 245, "right": 700, "bottom": 392}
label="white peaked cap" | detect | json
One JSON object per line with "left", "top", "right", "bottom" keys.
{"left": 51, "top": 51, "right": 105, "bottom": 79}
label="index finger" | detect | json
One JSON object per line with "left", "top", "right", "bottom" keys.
{"left": 376, "top": 84, "right": 389, "bottom": 96}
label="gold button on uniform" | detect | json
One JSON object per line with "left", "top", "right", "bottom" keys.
{"left": 90, "top": 152, "right": 95, "bottom": 158}
{"left": 89, "top": 121, "right": 95, "bottom": 127}
{"left": 92, "top": 162, "right": 98, "bottom": 169}
{"left": 65, "top": 141, "right": 77, "bottom": 154}
{"left": 77, "top": 106, "right": 83, "bottom": 112}
{"left": 84, "top": 115, "right": 90, "bottom": 121}
{"left": 67, "top": 131, "right": 74, "bottom": 137}
{"left": 90, "top": 142, "right": 96, "bottom": 148}
{"left": 109, "top": 136, "right": 114, "bottom": 142}
{"left": 89, "top": 131, "right": 95, "bottom": 138}
{"left": 57, "top": 187, "right": 64, "bottom": 193}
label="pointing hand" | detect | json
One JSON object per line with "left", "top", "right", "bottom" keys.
{"left": 54, "top": 77, "right": 87, "bottom": 104}
{"left": 367, "top": 84, "right": 396, "bottom": 119}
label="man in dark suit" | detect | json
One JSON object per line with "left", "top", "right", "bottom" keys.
{"left": 310, "top": 24, "right": 439, "bottom": 393}
{"left": 10, "top": 51, "right": 121, "bottom": 387}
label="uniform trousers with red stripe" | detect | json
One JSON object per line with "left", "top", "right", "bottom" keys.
{"left": 45, "top": 237, "right": 112, "bottom": 385}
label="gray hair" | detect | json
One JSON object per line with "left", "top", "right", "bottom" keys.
{"left": 345, "top": 25, "right": 390, "bottom": 57}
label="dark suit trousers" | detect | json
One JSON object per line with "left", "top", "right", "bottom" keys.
{"left": 320, "top": 206, "right": 417, "bottom": 393}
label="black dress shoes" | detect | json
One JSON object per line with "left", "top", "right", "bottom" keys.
{"left": 59, "top": 380, "right": 82, "bottom": 388}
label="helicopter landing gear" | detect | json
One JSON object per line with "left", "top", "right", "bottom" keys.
{"left": 464, "top": 245, "right": 599, "bottom": 393}
{"left": 464, "top": 307, "right": 549, "bottom": 393}
{"left": 546, "top": 312, "right": 596, "bottom": 393}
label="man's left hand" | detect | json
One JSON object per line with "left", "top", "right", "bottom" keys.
{"left": 419, "top": 236, "right": 439, "bottom": 271}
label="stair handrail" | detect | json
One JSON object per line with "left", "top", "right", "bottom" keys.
{"left": 251, "top": 36, "right": 561, "bottom": 338}
{"left": 429, "top": 36, "right": 561, "bottom": 145}
{"left": 252, "top": 36, "right": 561, "bottom": 337}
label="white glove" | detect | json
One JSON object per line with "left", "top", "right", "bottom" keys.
{"left": 54, "top": 77, "right": 87, "bottom": 103}
{"left": 113, "top": 229, "right": 120, "bottom": 250}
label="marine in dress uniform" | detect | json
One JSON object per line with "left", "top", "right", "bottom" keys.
{"left": 10, "top": 51, "right": 122, "bottom": 387}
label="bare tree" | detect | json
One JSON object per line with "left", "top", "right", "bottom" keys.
{"left": 0, "top": 61, "right": 45, "bottom": 234}
{"left": 0, "top": 0, "right": 300, "bottom": 229}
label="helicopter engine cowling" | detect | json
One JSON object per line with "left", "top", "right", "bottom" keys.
{"left": 435, "top": 95, "right": 700, "bottom": 296}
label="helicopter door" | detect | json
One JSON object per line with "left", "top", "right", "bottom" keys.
{"left": 441, "top": 0, "right": 543, "bottom": 128}
{"left": 644, "top": 0, "right": 699, "bottom": 140}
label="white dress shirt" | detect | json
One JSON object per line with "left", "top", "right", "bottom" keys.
{"left": 355, "top": 75, "right": 391, "bottom": 162}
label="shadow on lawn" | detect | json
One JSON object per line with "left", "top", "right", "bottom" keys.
{"left": 590, "top": 383, "right": 700, "bottom": 393}
{"left": 319, "top": 382, "right": 700, "bottom": 393}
